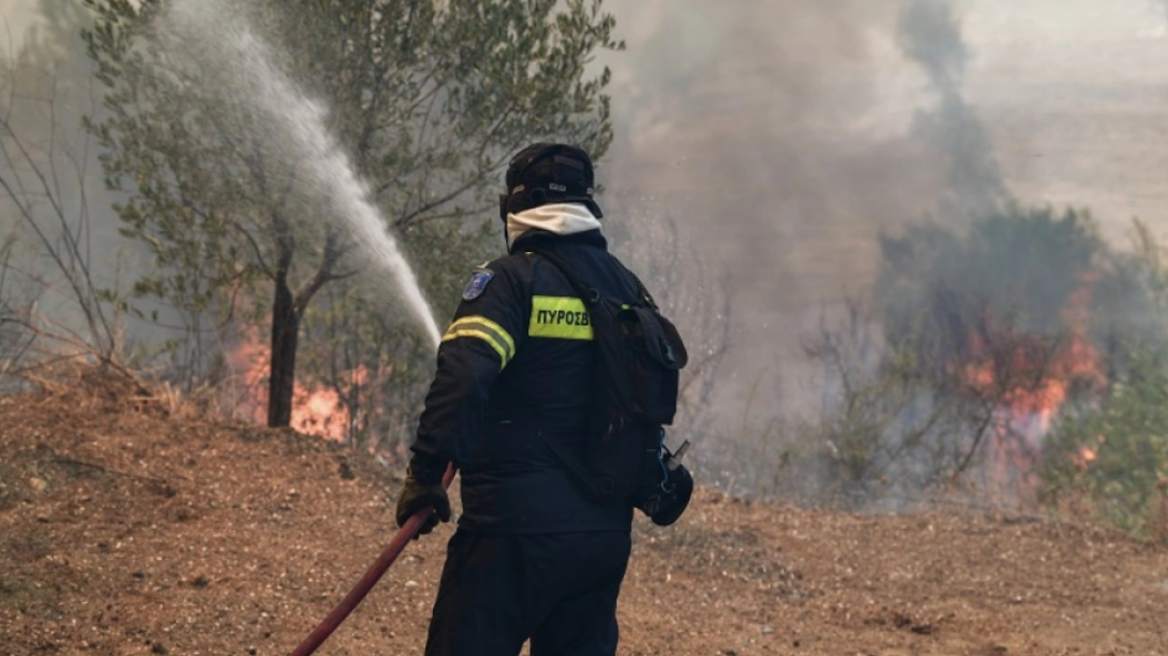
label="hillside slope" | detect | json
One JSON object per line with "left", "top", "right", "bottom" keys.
{"left": 1, "top": 370, "right": 1166, "bottom": 656}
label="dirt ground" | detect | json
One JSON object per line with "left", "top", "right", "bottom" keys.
{"left": 1, "top": 370, "right": 1166, "bottom": 656}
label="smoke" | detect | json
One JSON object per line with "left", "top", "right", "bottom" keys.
{"left": 899, "top": 0, "right": 967, "bottom": 91}
{"left": 599, "top": 1, "right": 947, "bottom": 415}
{"left": 593, "top": 0, "right": 1039, "bottom": 496}
{"left": 598, "top": 0, "right": 1168, "bottom": 505}
{"left": 898, "top": 0, "right": 1009, "bottom": 222}
{"left": 0, "top": 0, "right": 138, "bottom": 346}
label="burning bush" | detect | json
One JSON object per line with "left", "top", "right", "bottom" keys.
{"left": 877, "top": 206, "right": 1107, "bottom": 379}
{"left": 796, "top": 207, "right": 1163, "bottom": 509}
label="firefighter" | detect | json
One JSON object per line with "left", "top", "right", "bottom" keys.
{"left": 395, "top": 143, "right": 689, "bottom": 656}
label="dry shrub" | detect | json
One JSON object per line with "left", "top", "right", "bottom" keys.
{"left": 8, "top": 357, "right": 256, "bottom": 429}
{"left": 16, "top": 360, "right": 159, "bottom": 416}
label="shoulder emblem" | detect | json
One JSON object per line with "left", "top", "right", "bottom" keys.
{"left": 462, "top": 266, "right": 495, "bottom": 301}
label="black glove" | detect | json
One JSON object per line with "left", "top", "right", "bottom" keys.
{"left": 649, "top": 464, "right": 693, "bottom": 527}
{"left": 395, "top": 464, "right": 451, "bottom": 538}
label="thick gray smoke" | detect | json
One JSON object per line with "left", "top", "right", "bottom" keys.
{"left": 899, "top": 0, "right": 967, "bottom": 89}
{"left": 599, "top": 1, "right": 952, "bottom": 410}
{"left": 898, "top": 0, "right": 1010, "bottom": 222}
{"left": 595, "top": 0, "right": 1023, "bottom": 493}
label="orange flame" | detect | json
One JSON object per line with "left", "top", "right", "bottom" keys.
{"left": 1071, "top": 446, "right": 1098, "bottom": 471}
{"left": 960, "top": 271, "right": 1107, "bottom": 496}
{"left": 228, "top": 328, "right": 354, "bottom": 441}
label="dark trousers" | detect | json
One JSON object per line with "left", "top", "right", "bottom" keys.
{"left": 423, "top": 529, "right": 632, "bottom": 656}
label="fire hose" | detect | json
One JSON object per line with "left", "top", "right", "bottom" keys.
{"left": 288, "top": 464, "right": 456, "bottom": 656}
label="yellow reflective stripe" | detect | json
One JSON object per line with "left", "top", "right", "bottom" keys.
{"left": 529, "top": 296, "right": 593, "bottom": 340}
{"left": 442, "top": 329, "right": 511, "bottom": 368}
{"left": 441, "top": 316, "right": 516, "bottom": 369}
{"left": 447, "top": 316, "right": 516, "bottom": 355}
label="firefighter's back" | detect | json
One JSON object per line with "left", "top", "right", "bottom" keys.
{"left": 458, "top": 229, "right": 641, "bottom": 534}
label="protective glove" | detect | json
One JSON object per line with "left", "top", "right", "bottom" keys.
{"left": 649, "top": 463, "right": 693, "bottom": 527}
{"left": 394, "top": 464, "right": 452, "bottom": 538}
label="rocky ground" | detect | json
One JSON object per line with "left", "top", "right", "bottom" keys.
{"left": 1, "top": 369, "right": 1166, "bottom": 655}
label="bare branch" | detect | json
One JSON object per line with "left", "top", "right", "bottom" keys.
{"left": 0, "top": 63, "right": 117, "bottom": 358}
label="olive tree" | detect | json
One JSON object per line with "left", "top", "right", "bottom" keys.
{"left": 82, "top": 0, "right": 622, "bottom": 427}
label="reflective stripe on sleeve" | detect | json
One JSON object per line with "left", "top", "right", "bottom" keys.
{"left": 441, "top": 316, "right": 517, "bottom": 369}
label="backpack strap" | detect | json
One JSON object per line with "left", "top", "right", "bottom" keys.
{"left": 533, "top": 247, "right": 689, "bottom": 378}
{"left": 532, "top": 246, "right": 657, "bottom": 309}
{"left": 528, "top": 247, "right": 632, "bottom": 501}
{"left": 618, "top": 261, "right": 659, "bottom": 311}
{"left": 529, "top": 247, "right": 601, "bottom": 307}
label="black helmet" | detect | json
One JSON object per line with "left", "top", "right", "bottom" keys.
{"left": 499, "top": 143, "right": 603, "bottom": 220}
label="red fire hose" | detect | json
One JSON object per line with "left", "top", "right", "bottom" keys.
{"left": 288, "top": 464, "right": 456, "bottom": 656}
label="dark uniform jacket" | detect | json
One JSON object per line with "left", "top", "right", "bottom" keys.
{"left": 410, "top": 228, "right": 645, "bottom": 534}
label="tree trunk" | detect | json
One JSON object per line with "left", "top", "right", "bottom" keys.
{"left": 268, "top": 270, "right": 301, "bottom": 427}
{"left": 264, "top": 213, "right": 342, "bottom": 429}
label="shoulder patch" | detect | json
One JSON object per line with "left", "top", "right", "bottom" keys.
{"left": 462, "top": 267, "right": 495, "bottom": 301}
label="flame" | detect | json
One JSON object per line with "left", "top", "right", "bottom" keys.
{"left": 1069, "top": 434, "right": 1106, "bottom": 472}
{"left": 228, "top": 328, "right": 354, "bottom": 441}
{"left": 959, "top": 271, "right": 1107, "bottom": 497}
{"left": 1071, "top": 446, "right": 1098, "bottom": 471}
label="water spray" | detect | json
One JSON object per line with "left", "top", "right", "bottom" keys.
{"left": 159, "top": 0, "right": 442, "bottom": 348}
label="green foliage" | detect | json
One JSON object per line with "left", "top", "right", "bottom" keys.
{"left": 81, "top": 0, "right": 621, "bottom": 314}
{"left": 1040, "top": 346, "right": 1168, "bottom": 543}
{"left": 85, "top": 0, "right": 279, "bottom": 344}
{"left": 1034, "top": 218, "right": 1168, "bottom": 542}
{"left": 81, "top": 0, "right": 621, "bottom": 438}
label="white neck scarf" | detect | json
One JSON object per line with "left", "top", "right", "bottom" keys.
{"left": 506, "top": 203, "right": 602, "bottom": 247}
